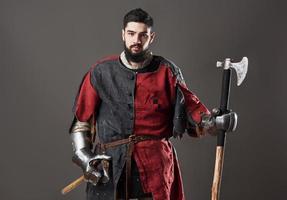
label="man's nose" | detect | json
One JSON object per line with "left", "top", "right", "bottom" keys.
{"left": 133, "top": 35, "right": 141, "bottom": 44}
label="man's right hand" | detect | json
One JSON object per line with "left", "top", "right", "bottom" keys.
{"left": 83, "top": 159, "right": 102, "bottom": 185}
{"left": 70, "top": 131, "right": 102, "bottom": 186}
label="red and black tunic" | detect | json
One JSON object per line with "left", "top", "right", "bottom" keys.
{"left": 72, "top": 55, "right": 210, "bottom": 200}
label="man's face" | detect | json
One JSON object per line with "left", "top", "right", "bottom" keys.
{"left": 122, "top": 22, "right": 155, "bottom": 56}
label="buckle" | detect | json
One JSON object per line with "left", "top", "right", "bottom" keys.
{"left": 128, "top": 135, "right": 146, "bottom": 143}
{"left": 128, "top": 135, "right": 136, "bottom": 142}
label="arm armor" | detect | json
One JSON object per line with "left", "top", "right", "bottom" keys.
{"left": 70, "top": 121, "right": 102, "bottom": 185}
{"left": 200, "top": 109, "right": 238, "bottom": 135}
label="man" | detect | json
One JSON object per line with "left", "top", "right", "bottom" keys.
{"left": 69, "top": 8, "right": 237, "bottom": 200}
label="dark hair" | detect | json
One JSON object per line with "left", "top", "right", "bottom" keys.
{"left": 123, "top": 8, "right": 153, "bottom": 29}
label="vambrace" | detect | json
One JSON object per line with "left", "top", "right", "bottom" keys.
{"left": 70, "top": 121, "right": 102, "bottom": 185}
{"left": 200, "top": 109, "right": 238, "bottom": 135}
{"left": 70, "top": 131, "right": 94, "bottom": 170}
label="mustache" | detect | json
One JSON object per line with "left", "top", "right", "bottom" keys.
{"left": 130, "top": 44, "right": 142, "bottom": 48}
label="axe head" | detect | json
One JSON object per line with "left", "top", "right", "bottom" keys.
{"left": 216, "top": 57, "right": 248, "bottom": 86}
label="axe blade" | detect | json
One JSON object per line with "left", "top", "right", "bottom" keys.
{"left": 232, "top": 57, "right": 248, "bottom": 86}
{"left": 216, "top": 57, "right": 248, "bottom": 86}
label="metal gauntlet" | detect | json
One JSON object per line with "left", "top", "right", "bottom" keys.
{"left": 70, "top": 121, "right": 111, "bottom": 185}
{"left": 200, "top": 108, "right": 238, "bottom": 135}
{"left": 70, "top": 121, "right": 102, "bottom": 185}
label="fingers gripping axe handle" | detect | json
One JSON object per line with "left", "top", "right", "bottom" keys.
{"left": 211, "top": 57, "right": 248, "bottom": 200}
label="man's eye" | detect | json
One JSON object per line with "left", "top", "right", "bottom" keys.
{"left": 128, "top": 32, "right": 134, "bottom": 36}
{"left": 141, "top": 34, "right": 148, "bottom": 38}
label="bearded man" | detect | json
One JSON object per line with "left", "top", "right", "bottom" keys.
{"left": 69, "top": 8, "right": 237, "bottom": 200}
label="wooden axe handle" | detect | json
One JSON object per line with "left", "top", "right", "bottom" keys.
{"left": 211, "top": 146, "right": 225, "bottom": 200}
{"left": 211, "top": 68, "right": 231, "bottom": 200}
{"left": 61, "top": 176, "right": 85, "bottom": 195}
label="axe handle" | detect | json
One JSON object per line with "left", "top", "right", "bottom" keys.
{"left": 211, "top": 146, "right": 225, "bottom": 200}
{"left": 211, "top": 68, "right": 231, "bottom": 200}
{"left": 61, "top": 175, "right": 84, "bottom": 195}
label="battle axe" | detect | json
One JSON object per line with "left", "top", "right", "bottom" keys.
{"left": 211, "top": 57, "right": 248, "bottom": 200}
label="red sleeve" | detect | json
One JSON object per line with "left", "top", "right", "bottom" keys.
{"left": 73, "top": 70, "right": 101, "bottom": 122}
{"left": 177, "top": 82, "right": 210, "bottom": 124}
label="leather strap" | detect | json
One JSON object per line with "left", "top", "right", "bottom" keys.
{"left": 98, "top": 135, "right": 166, "bottom": 200}
{"left": 99, "top": 135, "right": 164, "bottom": 150}
{"left": 125, "top": 140, "right": 134, "bottom": 200}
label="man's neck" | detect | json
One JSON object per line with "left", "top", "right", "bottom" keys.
{"left": 128, "top": 61, "right": 144, "bottom": 69}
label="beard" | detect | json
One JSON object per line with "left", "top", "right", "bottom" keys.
{"left": 124, "top": 43, "right": 150, "bottom": 63}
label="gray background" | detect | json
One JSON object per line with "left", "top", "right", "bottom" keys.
{"left": 1, "top": 0, "right": 286, "bottom": 199}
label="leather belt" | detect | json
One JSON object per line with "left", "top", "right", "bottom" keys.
{"left": 99, "top": 134, "right": 165, "bottom": 150}
{"left": 98, "top": 135, "right": 166, "bottom": 200}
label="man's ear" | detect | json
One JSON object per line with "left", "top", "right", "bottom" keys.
{"left": 150, "top": 31, "right": 156, "bottom": 44}
{"left": 122, "top": 29, "right": 125, "bottom": 41}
